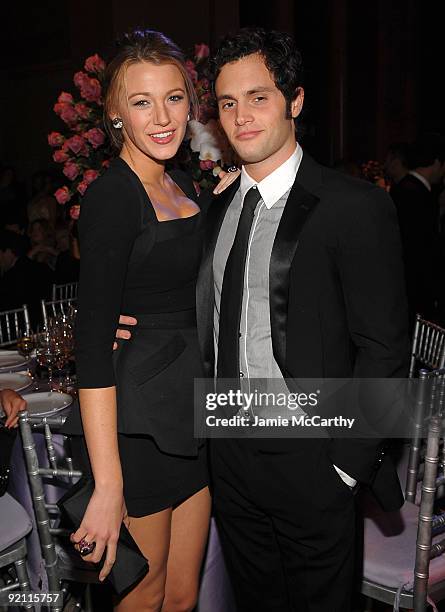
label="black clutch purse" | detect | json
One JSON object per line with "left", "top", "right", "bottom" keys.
{"left": 58, "top": 477, "right": 149, "bottom": 596}
{"left": 0, "top": 425, "right": 17, "bottom": 497}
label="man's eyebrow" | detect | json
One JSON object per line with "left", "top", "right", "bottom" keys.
{"left": 216, "top": 94, "right": 235, "bottom": 102}
{"left": 216, "top": 86, "right": 274, "bottom": 102}
{"left": 246, "top": 86, "right": 275, "bottom": 95}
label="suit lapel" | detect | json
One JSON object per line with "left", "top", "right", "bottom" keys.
{"left": 196, "top": 176, "right": 241, "bottom": 376}
{"left": 270, "top": 156, "right": 321, "bottom": 374}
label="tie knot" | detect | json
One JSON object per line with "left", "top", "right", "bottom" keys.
{"left": 243, "top": 186, "right": 261, "bottom": 213}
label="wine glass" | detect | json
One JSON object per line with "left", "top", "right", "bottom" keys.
{"left": 16, "top": 330, "right": 35, "bottom": 376}
{"left": 35, "top": 330, "right": 62, "bottom": 392}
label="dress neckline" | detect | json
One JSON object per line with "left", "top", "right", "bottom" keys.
{"left": 111, "top": 157, "right": 201, "bottom": 224}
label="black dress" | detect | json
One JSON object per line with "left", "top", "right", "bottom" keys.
{"left": 63, "top": 157, "right": 208, "bottom": 517}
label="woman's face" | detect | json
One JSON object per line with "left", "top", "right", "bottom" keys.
{"left": 30, "top": 222, "right": 45, "bottom": 245}
{"left": 115, "top": 61, "right": 189, "bottom": 162}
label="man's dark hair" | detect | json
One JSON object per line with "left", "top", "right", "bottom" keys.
{"left": 210, "top": 28, "right": 304, "bottom": 118}
{"left": 386, "top": 142, "right": 411, "bottom": 167}
{"left": 0, "top": 230, "right": 27, "bottom": 257}
{"left": 408, "top": 133, "right": 445, "bottom": 169}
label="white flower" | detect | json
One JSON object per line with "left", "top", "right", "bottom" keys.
{"left": 187, "top": 119, "right": 232, "bottom": 165}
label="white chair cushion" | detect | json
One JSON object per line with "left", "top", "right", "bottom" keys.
{"left": 363, "top": 495, "right": 445, "bottom": 591}
{"left": 0, "top": 493, "right": 32, "bottom": 552}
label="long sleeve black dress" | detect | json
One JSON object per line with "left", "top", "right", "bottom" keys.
{"left": 63, "top": 157, "right": 208, "bottom": 517}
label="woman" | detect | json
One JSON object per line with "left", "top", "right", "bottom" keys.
{"left": 64, "top": 30, "right": 236, "bottom": 612}
{"left": 27, "top": 218, "right": 57, "bottom": 269}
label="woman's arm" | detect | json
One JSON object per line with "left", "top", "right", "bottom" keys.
{"left": 71, "top": 168, "right": 140, "bottom": 578}
{"left": 0, "top": 389, "right": 26, "bottom": 428}
{"left": 71, "top": 387, "right": 124, "bottom": 580}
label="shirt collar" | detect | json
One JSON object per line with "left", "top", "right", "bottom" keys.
{"left": 240, "top": 144, "right": 303, "bottom": 209}
{"left": 408, "top": 170, "right": 431, "bottom": 192}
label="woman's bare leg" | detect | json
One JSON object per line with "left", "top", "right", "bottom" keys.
{"left": 114, "top": 507, "right": 172, "bottom": 612}
{"left": 162, "top": 486, "right": 211, "bottom": 612}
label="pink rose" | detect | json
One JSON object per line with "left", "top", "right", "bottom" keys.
{"left": 54, "top": 103, "right": 78, "bottom": 125}
{"left": 199, "top": 160, "right": 216, "bottom": 171}
{"left": 83, "top": 169, "right": 99, "bottom": 184}
{"left": 63, "top": 161, "right": 80, "bottom": 181}
{"left": 84, "top": 127, "right": 105, "bottom": 148}
{"left": 69, "top": 205, "right": 81, "bottom": 220}
{"left": 54, "top": 186, "right": 71, "bottom": 205}
{"left": 80, "top": 77, "right": 101, "bottom": 103}
{"left": 185, "top": 60, "right": 198, "bottom": 84}
{"left": 53, "top": 149, "right": 69, "bottom": 163}
{"left": 79, "top": 144, "right": 90, "bottom": 157}
{"left": 66, "top": 135, "right": 85, "bottom": 155}
{"left": 77, "top": 181, "right": 89, "bottom": 196}
{"left": 195, "top": 44, "right": 209, "bottom": 60}
{"left": 60, "top": 107, "right": 78, "bottom": 125}
{"left": 48, "top": 131, "right": 64, "bottom": 147}
{"left": 74, "top": 103, "right": 91, "bottom": 119}
{"left": 84, "top": 54, "right": 106, "bottom": 74}
{"left": 74, "top": 71, "right": 88, "bottom": 88}
{"left": 58, "top": 92, "right": 74, "bottom": 104}
{"left": 102, "top": 159, "right": 110, "bottom": 169}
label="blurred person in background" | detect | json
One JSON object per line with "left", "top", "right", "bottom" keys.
{"left": 0, "top": 164, "right": 27, "bottom": 230}
{"left": 27, "top": 170, "right": 58, "bottom": 228}
{"left": 0, "top": 389, "right": 26, "bottom": 429}
{"left": 27, "top": 218, "right": 57, "bottom": 270}
{"left": 54, "top": 220, "right": 79, "bottom": 283}
{"left": 384, "top": 142, "right": 410, "bottom": 192}
{"left": 0, "top": 229, "right": 53, "bottom": 327}
{"left": 391, "top": 133, "right": 445, "bottom": 324}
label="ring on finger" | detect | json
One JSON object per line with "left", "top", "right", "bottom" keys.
{"left": 77, "top": 538, "right": 96, "bottom": 556}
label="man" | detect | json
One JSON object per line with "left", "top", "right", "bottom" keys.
{"left": 116, "top": 27, "right": 409, "bottom": 610}
{"left": 390, "top": 134, "right": 445, "bottom": 324}
{"left": 194, "top": 28, "right": 409, "bottom": 611}
{"left": 0, "top": 229, "right": 53, "bottom": 327}
{"left": 384, "top": 141, "right": 410, "bottom": 189}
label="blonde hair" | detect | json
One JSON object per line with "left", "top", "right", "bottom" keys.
{"left": 104, "top": 29, "right": 199, "bottom": 150}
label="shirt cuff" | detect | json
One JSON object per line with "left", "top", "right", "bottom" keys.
{"left": 333, "top": 464, "right": 357, "bottom": 488}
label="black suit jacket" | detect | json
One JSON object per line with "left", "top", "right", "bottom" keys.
{"left": 197, "top": 153, "right": 410, "bottom": 510}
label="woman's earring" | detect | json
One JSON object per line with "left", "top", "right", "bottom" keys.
{"left": 187, "top": 113, "right": 191, "bottom": 121}
{"left": 112, "top": 117, "right": 123, "bottom": 129}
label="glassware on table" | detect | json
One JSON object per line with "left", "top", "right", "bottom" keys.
{"left": 35, "top": 330, "right": 63, "bottom": 392}
{"left": 47, "top": 316, "right": 75, "bottom": 392}
{"left": 16, "top": 330, "right": 35, "bottom": 376}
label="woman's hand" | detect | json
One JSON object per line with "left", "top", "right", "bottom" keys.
{"left": 70, "top": 485, "right": 127, "bottom": 581}
{"left": 0, "top": 389, "right": 26, "bottom": 428}
{"left": 213, "top": 168, "right": 240, "bottom": 194}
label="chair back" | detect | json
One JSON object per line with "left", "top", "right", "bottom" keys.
{"left": 409, "top": 315, "right": 445, "bottom": 378}
{"left": 0, "top": 304, "right": 30, "bottom": 347}
{"left": 362, "top": 367, "right": 445, "bottom": 611}
{"left": 18, "top": 410, "right": 98, "bottom": 611}
{"left": 41, "top": 298, "right": 76, "bottom": 327}
{"left": 52, "top": 282, "right": 78, "bottom": 302}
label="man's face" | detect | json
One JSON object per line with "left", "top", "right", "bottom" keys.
{"left": 215, "top": 53, "right": 303, "bottom": 179}
{"left": 431, "top": 159, "right": 445, "bottom": 184}
{"left": 0, "top": 248, "right": 15, "bottom": 273}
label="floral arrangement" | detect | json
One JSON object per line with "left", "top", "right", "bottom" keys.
{"left": 48, "top": 54, "right": 112, "bottom": 220}
{"left": 178, "top": 44, "right": 236, "bottom": 191}
{"left": 360, "top": 160, "right": 390, "bottom": 191}
{"left": 49, "top": 44, "right": 235, "bottom": 217}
